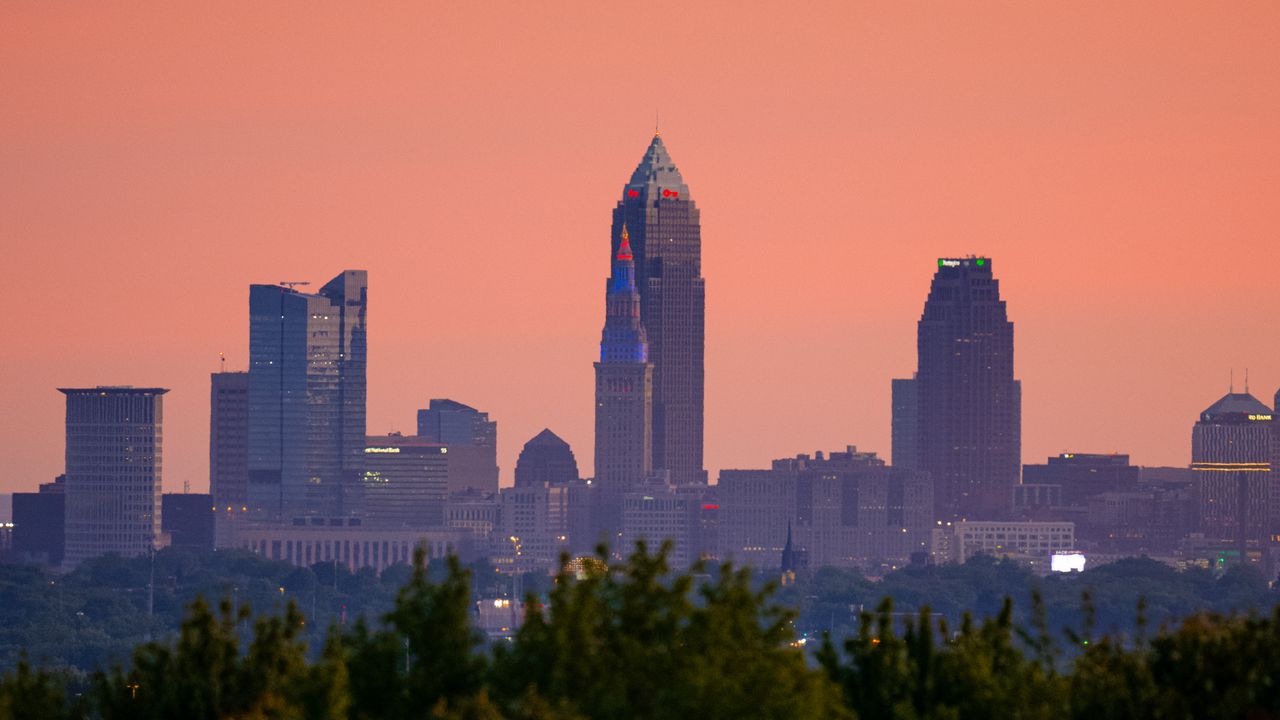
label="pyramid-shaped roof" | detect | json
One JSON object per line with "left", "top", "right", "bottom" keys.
{"left": 526, "top": 428, "right": 570, "bottom": 448}
{"left": 625, "top": 134, "right": 690, "bottom": 199}
{"left": 1200, "top": 392, "right": 1272, "bottom": 419}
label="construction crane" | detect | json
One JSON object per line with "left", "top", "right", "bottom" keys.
{"left": 279, "top": 281, "right": 311, "bottom": 290}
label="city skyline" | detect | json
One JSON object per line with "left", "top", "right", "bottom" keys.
{"left": 3, "top": 3, "right": 1280, "bottom": 494}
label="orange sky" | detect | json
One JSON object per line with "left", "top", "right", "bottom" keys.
{"left": 2, "top": 2, "right": 1278, "bottom": 494}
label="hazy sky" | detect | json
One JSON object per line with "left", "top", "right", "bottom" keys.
{"left": 2, "top": 2, "right": 1278, "bottom": 494}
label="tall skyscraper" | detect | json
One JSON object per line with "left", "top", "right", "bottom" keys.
{"left": 900, "top": 257, "right": 1020, "bottom": 521}
{"left": 210, "top": 371, "right": 248, "bottom": 543}
{"left": 514, "top": 429, "right": 581, "bottom": 487}
{"left": 248, "top": 270, "right": 368, "bottom": 522}
{"left": 1192, "top": 390, "right": 1273, "bottom": 552}
{"left": 416, "top": 399, "right": 499, "bottom": 494}
{"left": 59, "top": 387, "right": 167, "bottom": 567}
{"left": 610, "top": 134, "right": 706, "bottom": 485}
{"left": 594, "top": 227, "right": 653, "bottom": 491}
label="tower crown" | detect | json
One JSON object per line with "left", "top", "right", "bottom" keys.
{"left": 624, "top": 134, "right": 690, "bottom": 201}
{"left": 617, "top": 225, "right": 634, "bottom": 261}
{"left": 600, "top": 222, "right": 648, "bottom": 364}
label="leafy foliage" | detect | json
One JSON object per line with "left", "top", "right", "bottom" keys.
{"left": 5, "top": 546, "right": 1280, "bottom": 719}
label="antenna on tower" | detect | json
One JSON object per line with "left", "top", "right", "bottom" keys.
{"left": 654, "top": 110, "right": 660, "bottom": 137}
{"left": 1245, "top": 368, "right": 1250, "bottom": 393}
{"left": 1230, "top": 368, "right": 1235, "bottom": 393}
{"left": 219, "top": 352, "right": 226, "bottom": 373}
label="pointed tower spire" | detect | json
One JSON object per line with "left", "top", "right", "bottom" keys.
{"left": 617, "top": 224, "right": 633, "bottom": 261}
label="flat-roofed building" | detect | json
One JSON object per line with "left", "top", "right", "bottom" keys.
{"left": 362, "top": 434, "right": 449, "bottom": 527}
{"left": 1022, "top": 453, "right": 1138, "bottom": 506}
{"left": 59, "top": 386, "right": 167, "bottom": 568}
{"left": 11, "top": 476, "right": 65, "bottom": 566}
{"left": 946, "top": 521, "right": 1075, "bottom": 564}
{"left": 210, "top": 371, "right": 248, "bottom": 546}
{"left": 718, "top": 447, "right": 933, "bottom": 570}
{"left": 162, "top": 493, "right": 214, "bottom": 550}
{"left": 234, "top": 524, "right": 470, "bottom": 572}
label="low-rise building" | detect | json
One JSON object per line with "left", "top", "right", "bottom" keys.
{"left": 941, "top": 520, "right": 1075, "bottom": 567}
{"left": 718, "top": 446, "right": 933, "bottom": 570}
{"left": 234, "top": 524, "right": 470, "bottom": 572}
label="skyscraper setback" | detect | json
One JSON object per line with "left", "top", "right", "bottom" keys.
{"left": 247, "top": 271, "right": 368, "bottom": 522}
{"left": 896, "top": 257, "right": 1020, "bottom": 521}
{"left": 610, "top": 134, "right": 706, "bottom": 485}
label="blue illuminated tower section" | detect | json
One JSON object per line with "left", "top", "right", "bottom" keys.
{"left": 594, "top": 225, "right": 654, "bottom": 492}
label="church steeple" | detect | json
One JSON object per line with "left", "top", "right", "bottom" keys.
{"left": 780, "top": 522, "right": 796, "bottom": 586}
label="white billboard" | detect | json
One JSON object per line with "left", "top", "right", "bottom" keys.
{"left": 1051, "top": 553, "right": 1086, "bottom": 573}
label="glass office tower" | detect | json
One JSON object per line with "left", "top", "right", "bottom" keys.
{"left": 248, "top": 270, "right": 367, "bottom": 522}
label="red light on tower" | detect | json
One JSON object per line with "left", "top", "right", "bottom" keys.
{"left": 627, "top": 189, "right": 639, "bottom": 198}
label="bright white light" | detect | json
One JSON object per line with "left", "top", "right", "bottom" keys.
{"left": 1051, "top": 553, "right": 1086, "bottom": 573}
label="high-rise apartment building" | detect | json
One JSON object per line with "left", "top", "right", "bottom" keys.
{"left": 610, "top": 134, "right": 706, "bottom": 485}
{"left": 417, "top": 399, "right": 498, "bottom": 494}
{"left": 210, "top": 371, "right": 248, "bottom": 543}
{"left": 1192, "top": 391, "right": 1273, "bottom": 550}
{"left": 247, "top": 271, "right": 367, "bottom": 522}
{"left": 59, "top": 387, "right": 167, "bottom": 567}
{"left": 897, "top": 257, "right": 1020, "bottom": 521}
{"left": 514, "top": 429, "right": 580, "bottom": 487}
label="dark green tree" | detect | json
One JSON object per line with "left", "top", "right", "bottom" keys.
{"left": 494, "top": 541, "right": 849, "bottom": 720}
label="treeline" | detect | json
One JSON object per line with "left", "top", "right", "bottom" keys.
{"left": 2, "top": 547, "right": 1276, "bottom": 680}
{"left": 0, "top": 549, "right": 525, "bottom": 676}
{"left": 3, "top": 545, "right": 1280, "bottom": 719}
{"left": 780, "top": 554, "right": 1278, "bottom": 641}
